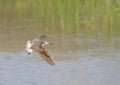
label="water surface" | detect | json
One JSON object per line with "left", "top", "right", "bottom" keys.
{"left": 0, "top": 34, "right": 120, "bottom": 85}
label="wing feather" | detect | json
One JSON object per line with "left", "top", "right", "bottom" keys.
{"left": 36, "top": 49, "right": 55, "bottom": 65}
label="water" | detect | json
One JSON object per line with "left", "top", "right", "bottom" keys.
{"left": 0, "top": 33, "right": 120, "bottom": 85}
{"left": 0, "top": 1, "right": 120, "bottom": 85}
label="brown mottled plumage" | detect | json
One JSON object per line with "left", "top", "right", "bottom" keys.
{"left": 25, "top": 36, "right": 55, "bottom": 65}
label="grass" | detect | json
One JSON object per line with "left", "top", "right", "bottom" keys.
{"left": 0, "top": 0, "right": 120, "bottom": 37}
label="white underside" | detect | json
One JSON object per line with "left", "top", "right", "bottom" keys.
{"left": 25, "top": 41, "right": 33, "bottom": 54}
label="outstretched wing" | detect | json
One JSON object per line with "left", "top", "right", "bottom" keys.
{"left": 36, "top": 49, "right": 55, "bottom": 65}
{"left": 31, "top": 37, "right": 55, "bottom": 65}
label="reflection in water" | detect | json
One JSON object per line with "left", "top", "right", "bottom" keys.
{"left": 0, "top": 27, "right": 120, "bottom": 85}
{"left": 0, "top": 20, "right": 120, "bottom": 84}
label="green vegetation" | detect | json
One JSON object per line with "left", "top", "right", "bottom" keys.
{"left": 0, "top": 0, "right": 120, "bottom": 37}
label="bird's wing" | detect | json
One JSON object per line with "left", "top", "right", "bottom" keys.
{"left": 36, "top": 49, "right": 55, "bottom": 65}
{"left": 39, "top": 35, "right": 48, "bottom": 39}
{"left": 31, "top": 37, "right": 55, "bottom": 65}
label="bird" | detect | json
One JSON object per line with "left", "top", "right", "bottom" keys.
{"left": 25, "top": 36, "right": 55, "bottom": 65}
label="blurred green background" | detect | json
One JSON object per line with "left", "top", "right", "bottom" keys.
{"left": 0, "top": 0, "right": 120, "bottom": 36}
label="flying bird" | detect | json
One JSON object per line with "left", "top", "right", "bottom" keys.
{"left": 25, "top": 36, "right": 55, "bottom": 65}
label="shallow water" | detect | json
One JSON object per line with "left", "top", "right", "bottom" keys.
{"left": 0, "top": 35, "right": 120, "bottom": 85}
